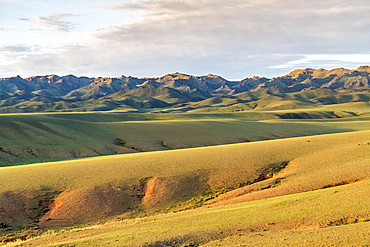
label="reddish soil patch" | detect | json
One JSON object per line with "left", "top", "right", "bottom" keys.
{"left": 38, "top": 199, "right": 63, "bottom": 225}
{"left": 38, "top": 186, "right": 133, "bottom": 228}
{"left": 141, "top": 177, "right": 179, "bottom": 209}
{"left": 322, "top": 179, "right": 368, "bottom": 189}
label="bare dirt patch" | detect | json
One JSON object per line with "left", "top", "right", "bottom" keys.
{"left": 38, "top": 186, "right": 133, "bottom": 228}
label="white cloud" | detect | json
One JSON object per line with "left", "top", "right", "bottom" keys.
{"left": 0, "top": 45, "right": 33, "bottom": 53}
{"left": 97, "top": 0, "right": 370, "bottom": 55}
{"left": 23, "top": 13, "right": 79, "bottom": 32}
{"left": 2, "top": 0, "right": 370, "bottom": 79}
{"left": 271, "top": 54, "right": 370, "bottom": 70}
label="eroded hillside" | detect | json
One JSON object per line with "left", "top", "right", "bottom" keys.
{"left": 1, "top": 130, "right": 370, "bottom": 245}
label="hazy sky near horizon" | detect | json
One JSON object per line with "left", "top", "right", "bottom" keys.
{"left": 1, "top": 0, "right": 370, "bottom": 79}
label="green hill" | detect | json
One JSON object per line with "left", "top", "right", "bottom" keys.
{"left": 0, "top": 107, "right": 369, "bottom": 166}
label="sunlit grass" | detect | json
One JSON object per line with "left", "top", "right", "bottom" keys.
{"left": 19, "top": 180, "right": 370, "bottom": 246}
{"left": 1, "top": 108, "right": 369, "bottom": 166}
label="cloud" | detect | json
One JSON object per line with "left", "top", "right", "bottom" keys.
{"left": 0, "top": 45, "right": 34, "bottom": 53}
{"left": 92, "top": 0, "right": 370, "bottom": 76}
{"left": 2, "top": 0, "right": 370, "bottom": 79}
{"left": 22, "top": 14, "right": 78, "bottom": 32}
{"left": 271, "top": 54, "right": 370, "bottom": 70}
{"left": 104, "top": 0, "right": 193, "bottom": 13}
{"left": 99, "top": 0, "right": 370, "bottom": 55}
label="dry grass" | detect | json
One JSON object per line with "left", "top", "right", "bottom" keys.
{"left": 202, "top": 220, "right": 370, "bottom": 246}
{"left": 1, "top": 130, "right": 370, "bottom": 235}
{"left": 1, "top": 105, "right": 370, "bottom": 245}
{"left": 0, "top": 109, "right": 369, "bottom": 166}
{"left": 206, "top": 132, "right": 370, "bottom": 207}
{"left": 15, "top": 179, "right": 370, "bottom": 246}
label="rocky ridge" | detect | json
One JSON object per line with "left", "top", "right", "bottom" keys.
{"left": 0, "top": 66, "right": 369, "bottom": 112}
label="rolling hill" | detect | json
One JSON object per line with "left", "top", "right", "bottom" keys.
{"left": 1, "top": 129, "right": 370, "bottom": 245}
{"left": 0, "top": 105, "right": 369, "bottom": 167}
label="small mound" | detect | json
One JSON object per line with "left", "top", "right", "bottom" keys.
{"left": 38, "top": 186, "right": 133, "bottom": 228}
{"left": 37, "top": 174, "right": 210, "bottom": 228}
{"left": 141, "top": 176, "right": 207, "bottom": 209}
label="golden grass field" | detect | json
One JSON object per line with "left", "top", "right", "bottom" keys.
{"left": 0, "top": 101, "right": 369, "bottom": 166}
{"left": 15, "top": 180, "right": 370, "bottom": 246}
{"left": 0, "top": 102, "right": 370, "bottom": 246}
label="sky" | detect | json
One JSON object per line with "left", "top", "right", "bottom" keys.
{"left": 1, "top": 0, "right": 370, "bottom": 80}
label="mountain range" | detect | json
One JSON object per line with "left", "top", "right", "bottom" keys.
{"left": 0, "top": 66, "right": 370, "bottom": 113}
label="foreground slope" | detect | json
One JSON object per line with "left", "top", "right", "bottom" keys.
{"left": 1, "top": 129, "right": 370, "bottom": 245}
{"left": 15, "top": 179, "right": 370, "bottom": 246}
{"left": 204, "top": 220, "right": 370, "bottom": 246}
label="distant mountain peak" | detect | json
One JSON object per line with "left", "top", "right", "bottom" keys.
{"left": 356, "top": 65, "right": 370, "bottom": 72}
{"left": 205, "top": 74, "right": 221, "bottom": 78}
{"left": 0, "top": 66, "right": 369, "bottom": 112}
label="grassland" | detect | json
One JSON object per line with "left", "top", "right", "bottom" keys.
{"left": 9, "top": 178, "right": 370, "bottom": 246}
{"left": 0, "top": 102, "right": 369, "bottom": 166}
{"left": 1, "top": 127, "right": 370, "bottom": 245}
{"left": 0, "top": 102, "right": 370, "bottom": 246}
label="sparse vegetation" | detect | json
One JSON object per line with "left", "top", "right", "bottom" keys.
{"left": 0, "top": 104, "right": 369, "bottom": 167}
{"left": 0, "top": 123, "right": 370, "bottom": 245}
{"left": 11, "top": 180, "right": 370, "bottom": 246}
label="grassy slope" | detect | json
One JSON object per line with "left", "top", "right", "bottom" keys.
{"left": 204, "top": 129, "right": 370, "bottom": 207}
{"left": 0, "top": 110, "right": 364, "bottom": 166}
{"left": 0, "top": 103, "right": 370, "bottom": 166}
{"left": 176, "top": 90, "right": 370, "bottom": 113}
{"left": 1, "top": 129, "right": 370, "bottom": 245}
{"left": 0, "top": 135, "right": 313, "bottom": 229}
{"left": 203, "top": 221, "right": 370, "bottom": 246}
{"left": 17, "top": 180, "right": 370, "bottom": 246}
{"left": 2, "top": 129, "right": 369, "bottom": 194}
